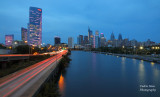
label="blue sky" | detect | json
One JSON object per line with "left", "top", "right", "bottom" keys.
{"left": 0, "top": 0, "right": 160, "bottom": 44}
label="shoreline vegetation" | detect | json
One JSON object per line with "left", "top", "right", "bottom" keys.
{"left": 72, "top": 47, "right": 160, "bottom": 64}
{"left": 36, "top": 50, "right": 71, "bottom": 97}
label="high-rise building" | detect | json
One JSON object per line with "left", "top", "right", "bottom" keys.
{"left": 77, "top": 35, "right": 83, "bottom": 45}
{"left": 68, "top": 37, "right": 74, "bottom": 48}
{"left": 88, "top": 27, "right": 93, "bottom": 44}
{"left": 5, "top": 35, "right": 14, "bottom": 46}
{"left": 100, "top": 33, "right": 106, "bottom": 47}
{"left": 130, "top": 39, "right": 137, "bottom": 47}
{"left": 95, "top": 31, "right": 100, "bottom": 48}
{"left": 110, "top": 32, "right": 115, "bottom": 41}
{"left": 90, "top": 35, "right": 94, "bottom": 47}
{"left": 21, "top": 27, "right": 28, "bottom": 42}
{"left": 84, "top": 36, "right": 88, "bottom": 45}
{"left": 28, "top": 7, "right": 42, "bottom": 47}
{"left": 54, "top": 37, "right": 61, "bottom": 45}
{"left": 118, "top": 33, "right": 123, "bottom": 41}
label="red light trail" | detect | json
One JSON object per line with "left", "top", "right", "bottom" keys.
{"left": 0, "top": 50, "right": 67, "bottom": 97}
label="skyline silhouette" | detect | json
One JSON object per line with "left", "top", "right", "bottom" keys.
{"left": 0, "top": 0, "right": 160, "bottom": 44}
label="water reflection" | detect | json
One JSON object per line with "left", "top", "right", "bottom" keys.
{"left": 138, "top": 60, "right": 145, "bottom": 83}
{"left": 92, "top": 53, "right": 97, "bottom": 71}
{"left": 58, "top": 74, "right": 65, "bottom": 96}
{"left": 151, "top": 62, "right": 155, "bottom": 66}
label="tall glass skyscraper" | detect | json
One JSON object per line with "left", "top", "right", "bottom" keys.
{"left": 28, "top": 7, "right": 42, "bottom": 47}
{"left": 68, "top": 37, "right": 74, "bottom": 48}
{"left": 95, "top": 31, "right": 100, "bottom": 48}
{"left": 110, "top": 32, "right": 115, "bottom": 41}
{"left": 5, "top": 35, "right": 14, "bottom": 46}
{"left": 21, "top": 27, "right": 28, "bottom": 42}
{"left": 88, "top": 27, "right": 93, "bottom": 45}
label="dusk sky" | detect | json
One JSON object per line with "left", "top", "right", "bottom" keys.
{"left": 0, "top": 0, "right": 160, "bottom": 44}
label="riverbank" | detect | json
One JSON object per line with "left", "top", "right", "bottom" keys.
{"left": 87, "top": 51, "right": 160, "bottom": 64}
{"left": 36, "top": 51, "right": 71, "bottom": 97}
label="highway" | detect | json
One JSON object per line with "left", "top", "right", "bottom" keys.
{"left": 0, "top": 50, "right": 67, "bottom": 97}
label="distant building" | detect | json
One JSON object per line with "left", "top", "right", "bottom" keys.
{"left": 88, "top": 27, "right": 93, "bottom": 45}
{"left": 90, "top": 35, "right": 94, "bottom": 47}
{"left": 5, "top": 35, "right": 14, "bottom": 46}
{"left": 21, "top": 27, "right": 28, "bottom": 42}
{"left": 54, "top": 37, "right": 61, "bottom": 45}
{"left": 84, "top": 36, "right": 88, "bottom": 45}
{"left": 110, "top": 32, "right": 115, "bottom": 41}
{"left": 118, "top": 33, "right": 123, "bottom": 41}
{"left": 100, "top": 33, "right": 106, "bottom": 47}
{"left": 77, "top": 35, "right": 83, "bottom": 45}
{"left": 113, "top": 39, "right": 119, "bottom": 47}
{"left": 130, "top": 39, "right": 138, "bottom": 47}
{"left": 68, "top": 37, "right": 74, "bottom": 48}
{"left": 12, "top": 40, "right": 26, "bottom": 48}
{"left": 122, "top": 38, "right": 130, "bottom": 47}
{"left": 28, "top": 7, "right": 42, "bottom": 47}
{"left": 95, "top": 31, "right": 100, "bottom": 48}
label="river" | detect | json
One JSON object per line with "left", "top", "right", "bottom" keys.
{"left": 58, "top": 51, "right": 160, "bottom": 97}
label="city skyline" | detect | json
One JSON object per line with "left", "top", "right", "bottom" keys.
{"left": 0, "top": 0, "right": 160, "bottom": 44}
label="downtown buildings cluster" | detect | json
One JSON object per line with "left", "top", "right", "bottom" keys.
{"left": 69, "top": 27, "right": 159, "bottom": 50}
{"left": 4, "top": 7, "right": 42, "bottom": 48}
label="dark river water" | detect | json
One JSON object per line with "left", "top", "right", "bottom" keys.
{"left": 58, "top": 51, "right": 160, "bottom": 97}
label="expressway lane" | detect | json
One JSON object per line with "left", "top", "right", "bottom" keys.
{"left": 0, "top": 50, "right": 67, "bottom": 97}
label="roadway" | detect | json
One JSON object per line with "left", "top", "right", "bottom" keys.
{"left": 0, "top": 50, "right": 67, "bottom": 97}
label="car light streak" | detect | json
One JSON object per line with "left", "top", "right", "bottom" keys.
{"left": 0, "top": 50, "right": 67, "bottom": 97}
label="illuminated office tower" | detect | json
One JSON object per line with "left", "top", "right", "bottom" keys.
{"left": 68, "top": 37, "right": 74, "bottom": 48}
{"left": 100, "top": 33, "right": 106, "bottom": 47}
{"left": 21, "top": 27, "right": 28, "bottom": 42}
{"left": 28, "top": 7, "right": 42, "bottom": 47}
{"left": 95, "top": 31, "right": 100, "bottom": 48}
{"left": 5, "top": 35, "right": 14, "bottom": 46}
{"left": 84, "top": 36, "right": 88, "bottom": 45}
{"left": 77, "top": 35, "right": 83, "bottom": 45}
{"left": 88, "top": 27, "right": 93, "bottom": 44}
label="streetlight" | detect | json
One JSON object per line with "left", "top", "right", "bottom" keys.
{"left": 140, "top": 46, "right": 143, "bottom": 50}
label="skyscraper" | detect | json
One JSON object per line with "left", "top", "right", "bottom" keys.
{"left": 68, "top": 37, "right": 74, "bottom": 48}
{"left": 100, "top": 33, "right": 106, "bottom": 47}
{"left": 21, "top": 27, "right": 27, "bottom": 42}
{"left": 54, "top": 37, "right": 61, "bottom": 45}
{"left": 118, "top": 33, "right": 123, "bottom": 41}
{"left": 84, "top": 36, "right": 88, "bottom": 45}
{"left": 77, "top": 35, "right": 83, "bottom": 45}
{"left": 110, "top": 32, "right": 115, "bottom": 41}
{"left": 5, "top": 35, "right": 14, "bottom": 46}
{"left": 88, "top": 27, "right": 93, "bottom": 44}
{"left": 95, "top": 31, "right": 100, "bottom": 48}
{"left": 28, "top": 7, "right": 42, "bottom": 47}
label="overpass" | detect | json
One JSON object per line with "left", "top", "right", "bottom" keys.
{"left": 0, "top": 50, "right": 68, "bottom": 97}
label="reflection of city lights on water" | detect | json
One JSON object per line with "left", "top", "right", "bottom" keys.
{"left": 117, "top": 56, "right": 119, "bottom": 58}
{"left": 58, "top": 74, "right": 65, "bottom": 94}
{"left": 151, "top": 62, "right": 155, "bottom": 66}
